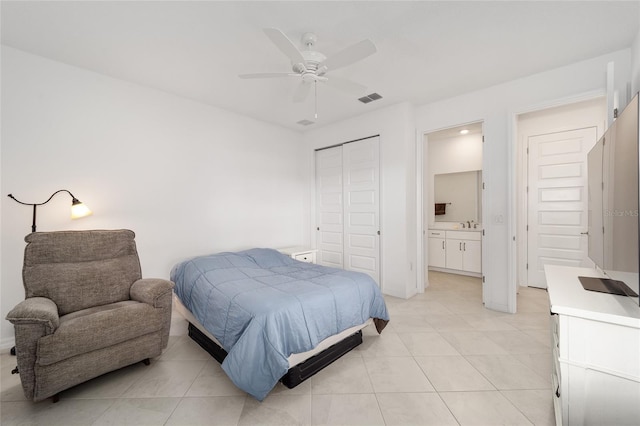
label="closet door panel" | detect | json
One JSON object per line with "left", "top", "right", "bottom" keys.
{"left": 316, "top": 147, "right": 344, "bottom": 268}
{"left": 343, "top": 137, "right": 380, "bottom": 284}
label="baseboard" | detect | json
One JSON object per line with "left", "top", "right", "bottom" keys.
{"left": 428, "top": 266, "right": 482, "bottom": 278}
{"left": 0, "top": 337, "right": 16, "bottom": 354}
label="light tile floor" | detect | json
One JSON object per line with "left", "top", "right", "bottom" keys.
{"left": 1, "top": 271, "right": 555, "bottom": 425}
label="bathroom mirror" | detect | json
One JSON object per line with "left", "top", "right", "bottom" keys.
{"left": 434, "top": 170, "right": 482, "bottom": 223}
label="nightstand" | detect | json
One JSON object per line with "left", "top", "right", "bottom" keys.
{"left": 279, "top": 246, "right": 317, "bottom": 264}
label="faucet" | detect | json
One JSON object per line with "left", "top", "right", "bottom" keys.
{"left": 467, "top": 221, "right": 471, "bottom": 228}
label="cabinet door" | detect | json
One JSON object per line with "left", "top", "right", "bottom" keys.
{"left": 446, "top": 239, "right": 464, "bottom": 270}
{"left": 462, "top": 240, "right": 482, "bottom": 273}
{"left": 428, "top": 238, "right": 446, "bottom": 268}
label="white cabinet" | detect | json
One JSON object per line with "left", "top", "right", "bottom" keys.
{"left": 279, "top": 247, "right": 317, "bottom": 264}
{"left": 427, "top": 230, "right": 446, "bottom": 268}
{"left": 445, "top": 231, "right": 481, "bottom": 273}
{"left": 428, "top": 230, "right": 481, "bottom": 275}
{"left": 545, "top": 265, "right": 640, "bottom": 426}
{"left": 461, "top": 239, "right": 481, "bottom": 273}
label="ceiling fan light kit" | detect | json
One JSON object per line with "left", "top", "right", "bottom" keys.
{"left": 239, "top": 28, "right": 377, "bottom": 119}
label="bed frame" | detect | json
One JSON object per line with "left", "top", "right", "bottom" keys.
{"left": 187, "top": 322, "right": 363, "bottom": 388}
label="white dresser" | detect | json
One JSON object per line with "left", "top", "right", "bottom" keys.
{"left": 545, "top": 265, "right": 640, "bottom": 426}
{"left": 278, "top": 246, "right": 317, "bottom": 264}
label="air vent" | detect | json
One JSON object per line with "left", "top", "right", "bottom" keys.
{"left": 358, "top": 92, "right": 383, "bottom": 104}
{"left": 297, "top": 119, "right": 315, "bottom": 126}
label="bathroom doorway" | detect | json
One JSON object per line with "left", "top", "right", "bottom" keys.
{"left": 422, "top": 122, "right": 484, "bottom": 296}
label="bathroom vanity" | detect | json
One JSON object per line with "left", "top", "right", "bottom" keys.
{"left": 428, "top": 228, "right": 481, "bottom": 276}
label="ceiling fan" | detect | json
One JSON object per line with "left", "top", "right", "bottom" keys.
{"left": 239, "top": 28, "right": 377, "bottom": 104}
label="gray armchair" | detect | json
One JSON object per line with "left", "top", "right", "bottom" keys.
{"left": 6, "top": 229, "right": 174, "bottom": 402}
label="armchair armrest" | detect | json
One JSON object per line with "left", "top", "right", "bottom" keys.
{"left": 130, "top": 278, "right": 175, "bottom": 308}
{"left": 6, "top": 297, "right": 59, "bottom": 334}
{"left": 6, "top": 297, "right": 60, "bottom": 400}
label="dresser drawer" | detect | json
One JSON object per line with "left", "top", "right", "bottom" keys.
{"left": 445, "top": 230, "right": 481, "bottom": 240}
{"left": 278, "top": 247, "right": 317, "bottom": 264}
{"left": 551, "top": 313, "right": 559, "bottom": 349}
{"left": 293, "top": 252, "right": 315, "bottom": 263}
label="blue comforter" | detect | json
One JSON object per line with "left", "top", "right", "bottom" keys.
{"left": 171, "top": 248, "right": 389, "bottom": 400}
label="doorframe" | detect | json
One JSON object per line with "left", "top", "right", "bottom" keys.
{"left": 509, "top": 89, "right": 606, "bottom": 290}
{"left": 415, "top": 121, "right": 485, "bottom": 295}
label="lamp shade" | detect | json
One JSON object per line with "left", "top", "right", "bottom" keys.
{"left": 71, "top": 201, "right": 92, "bottom": 219}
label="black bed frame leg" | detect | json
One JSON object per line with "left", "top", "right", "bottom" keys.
{"left": 142, "top": 358, "right": 150, "bottom": 366}
{"left": 52, "top": 394, "right": 60, "bottom": 403}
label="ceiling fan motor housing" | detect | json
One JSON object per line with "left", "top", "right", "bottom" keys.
{"left": 293, "top": 50, "right": 327, "bottom": 75}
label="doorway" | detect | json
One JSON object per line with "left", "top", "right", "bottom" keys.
{"left": 422, "top": 122, "right": 484, "bottom": 293}
{"left": 516, "top": 97, "right": 606, "bottom": 288}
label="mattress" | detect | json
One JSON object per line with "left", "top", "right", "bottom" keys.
{"left": 173, "top": 294, "right": 371, "bottom": 368}
{"left": 170, "top": 248, "right": 389, "bottom": 400}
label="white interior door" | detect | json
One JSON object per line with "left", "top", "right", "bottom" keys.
{"left": 527, "top": 127, "right": 597, "bottom": 288}
{"left": 343, "top": 137, "right": 380, "bottom": 284}
{"left": 315, "top": 147, "right": 344, "bottom": 268}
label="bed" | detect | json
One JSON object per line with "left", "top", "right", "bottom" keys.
{"left": 170, "top": 248, "right": 389, "bottom": 400}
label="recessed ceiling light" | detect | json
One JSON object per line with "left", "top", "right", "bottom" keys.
{"left": 459, "top": 129, "right": 469, "bottom": 135}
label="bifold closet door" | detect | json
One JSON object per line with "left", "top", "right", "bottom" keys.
{"left": 315, "top": 136, "right": 380, "bottom": 285}
{"left": 316, "top": 146, "right": 344, "bottom": 269}
{"left": 343, "top": 138, "right": 380, "bottom": 283}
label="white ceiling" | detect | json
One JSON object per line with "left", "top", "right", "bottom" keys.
{"left": 2, "top": 1, "right": 639, "bottom": 131}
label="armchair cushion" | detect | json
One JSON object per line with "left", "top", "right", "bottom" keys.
{"left": 37, "top": 301, "right": 164, "bottom": 366}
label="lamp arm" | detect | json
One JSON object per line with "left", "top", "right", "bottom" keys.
{"left": 7, "top": 189, "right": 78, "bottom": 207}
{"left": 7, "top": 190, "right": 82, "bottom": 233}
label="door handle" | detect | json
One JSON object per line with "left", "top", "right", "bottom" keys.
{"left": 463, "top": 242, "right": 466, "bottom": 251}
{"left": 442, "top": 241, "right": 445, "bottom": 249}
{"left": 459, "top": 242, "right": 462, "bottom": 251}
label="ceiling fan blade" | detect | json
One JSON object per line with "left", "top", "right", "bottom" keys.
{"left": 293, "top": 81, "right": 312, "bottom": 103}
{"left": 323, "top": 75, "right": 367, "bottom": 96}
{"left": 263, "top": 28, "right": 306, "bottom": 65}
{"left": 239, "top": 72, "right": 298, "bottom": 79}
{"left": 320, "top": 39, "right": 376, "bottom": 71}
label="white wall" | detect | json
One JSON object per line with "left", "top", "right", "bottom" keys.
{"left": 633, "top": 18, "right": 640, "bottom": 94}
{"left": 428, "top": 134, "right": 483, "bottom": 176}
{"left": 426, "top": 133, "right": 483, "bottom": 227}
{"left": 303, "top": 103, "right": 417, "bottom": 299}
{"left": 0, "top": 47, "right": 307, "bottom": 349}
{"left": 416, "top": 49, "right": 632, "bottom": 313}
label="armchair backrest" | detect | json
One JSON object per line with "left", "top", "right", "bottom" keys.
{"left": 22, "top": 229, "right": 142, "bottom": 315}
